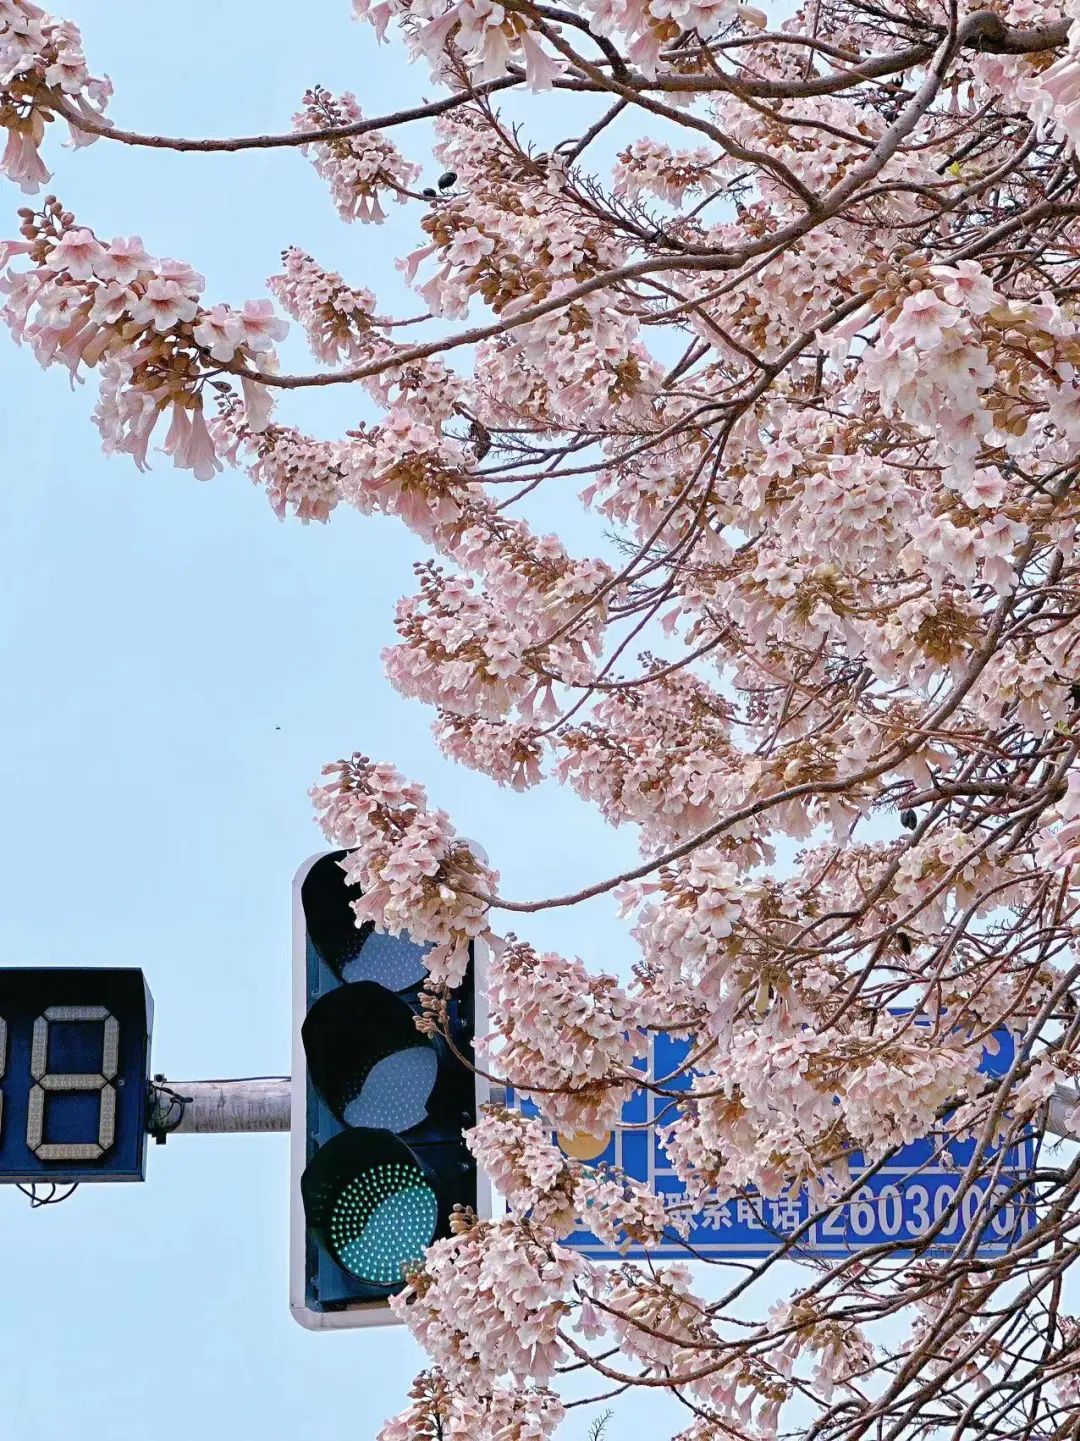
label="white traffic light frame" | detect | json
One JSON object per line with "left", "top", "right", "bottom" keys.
{"left": 289, "top": 851, "right": 492, "bottom": 1330}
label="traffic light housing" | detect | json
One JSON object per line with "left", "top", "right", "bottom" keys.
{"left": 290, "top": 851, "right": 486, "bottom": 1329}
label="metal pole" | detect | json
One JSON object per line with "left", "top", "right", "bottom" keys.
{"left": 147, "top": 1078, "right": 1080, "bottom": 1141}
{"left": 149, "top": 1077, "right": 290, "bottom": 1136}
{"left": 1049, "top": 1082, "right": 1080, "bottom": 1142}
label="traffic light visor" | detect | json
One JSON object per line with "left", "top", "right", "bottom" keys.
{"left": 301, "top": 1129, "right": 439, "bottom": 1287}
{"left": 301, "top": 855, "right": 429, "bottom": 990}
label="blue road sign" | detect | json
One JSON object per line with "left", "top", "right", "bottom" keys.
{"left": 508, "top": 1029, "right": 1037, "bottom": 1260}
{"left": 0, "top": 969, "right": 153, "bottom": 1183}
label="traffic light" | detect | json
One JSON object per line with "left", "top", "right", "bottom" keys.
{"left": 290, "top": 851, "right": 486, "bottom": 1329}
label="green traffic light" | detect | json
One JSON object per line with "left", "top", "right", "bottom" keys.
{"left": 330, "top": 1166, "right": 439, "bottom": 1284}
{"left": 301, "top": 1128, "right": 442, "bottom": 1290}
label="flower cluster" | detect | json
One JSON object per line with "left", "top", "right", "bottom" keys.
{"left": 391, "top": 1217, "right": 585, "bottom": 1386}
{"left": 468, "top": 1109, "right": 579, "bottom": 1232}
{"left": 268, "top": 246, "right": 377, "bottom": 366}
{"left": 354, "top": 0, "right": 565, "bottom": 90}
{"left": 310, "top": 754, "right": 495, "bottom": 987}
{"left": 433, "top": 712, "right": 544, "bottom": 791}
{"left": 211, "top": 396, "right": 345, "bottom": 522}
{"left": 384, "top": 554, "right": 605, "bottom": 723}
{"left": 378, "top": 1370, "right": 566, "bottom": 1441}
{"left": 0, "top": 0, "right": 110, "bottom": 192}
{"left": 613, "top": 139, "right": 730, "bottom": 208}
{"left": 468, "top": 1106, "right": 673, "bottom": 1248}
{"left": 664, "top": 1019, "right": 986, "bottom": 1202}
{"left": 769, "top": 1296, "right": 874, "bottom": 1404}
{"left": 294, "top": 86, "right": 420, "bottom": 224}
{"left": 485, "top": 938, "right": 645, "bottom": 1134}
{"left": 1, "top": 201, "right": 284, "bottom": 479}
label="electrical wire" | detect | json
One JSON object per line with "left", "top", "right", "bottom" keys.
{"left": 16, "top": 1182, "right": 79, "bottom": 1207}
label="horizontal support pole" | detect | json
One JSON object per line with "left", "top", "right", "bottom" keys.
{"left": 147, "top": 1078, "right": 1080, "bottom": 1143}
{"left": 150, "top": 1078, "right": 291, "bottom": 1136}
{"left": 1049, "top": 1081, "right": 1080, "bottom": 1143}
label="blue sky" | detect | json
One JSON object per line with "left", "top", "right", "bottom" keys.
{"left": 0, "top": 4, "right": 656, "bottom": 1437}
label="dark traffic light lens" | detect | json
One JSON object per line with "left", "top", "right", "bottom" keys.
{"left": 344, "top": 1047, "right": 438, "bottom": 1132}
{"left": 302, "top": 1129, "right": 441, "bottom": 1289}
{"left": 338, "top": 928, "right": 429, "bottom": 991}
{"left": 302, "top": 983, "right": 437, "bottom": 1133}
{"left": 302, "top": 854, "right": 429, "bottom": 990}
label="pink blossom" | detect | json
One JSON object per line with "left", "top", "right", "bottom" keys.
{"left": 94, "top": 236, "right": 151, "bottom": 285}
{"left": 87, "top": 280, "right": 133, "bottom": 326}
{"left": 161, "top": 401, "right": 221, "bottom": 481}
{"left": 156, "top": 258, "right": 205, "bottom": 294}
{"left": 519, "top": 29, "right": 562, "bottom": 90}
{"left": 888, "top": 289, "right": 963, "bottom": 350}
{"left": 42, "top": 49, "right": 84, "bottom": 92}
{"left": 446, "top": 227, "right": 494, "bottom": 268}
{"left": 45, "top": 226, "right": 103, "bottom": 279}
{"left": 929, "top": 260, "right": 1000, "bottom": 316}
{"left": 2, "top": 127, "right": 50, "bottom": 192}
{"left": 192, "top": 303, "right": 240, "bottom": 363}
{"left": 230, "top": 298, "right": 288, "bottom": 353}
{"left": 35, "top": 279, "right": 83, "bottom": 330}
{"left": 240, "top": 375, "right": 274, "bottom": 433}
{"left": 128, "top": 278, "right": 198, "bottom": 332}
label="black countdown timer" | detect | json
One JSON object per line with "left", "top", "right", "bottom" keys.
{"left": 0, "top": 969, "right": 154, "bottom": 1183}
